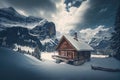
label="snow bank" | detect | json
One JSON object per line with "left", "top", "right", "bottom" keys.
{"left": 24, "top": 54, "right": 41, "bottom": 63}
{"left": 41, "top": 52, "right": 57, "bottom": 61}
{"left": 91, "top": 54, "right": 109, "bottom": 58}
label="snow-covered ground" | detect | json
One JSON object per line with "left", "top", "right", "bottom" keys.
{"left": 13, "top": 43, "right": 34, "bottom": 53}
{"left": 0, "top": 47, "right": 120, "bottom": 80}
{"left": 41, "top": 51, "right": 109, "bottom": 61}
{"left": 91, "top": 54, "right": 109, "bottom": 58}
{"left": 41, "top": 52, "right": 57, "bottom": 62}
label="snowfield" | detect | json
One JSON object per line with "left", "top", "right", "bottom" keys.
{"left": 0, "top": 47, "right": 120, "bottom": 80}
{"left": 41, "top": 52, "right": 57, "bottom": 61}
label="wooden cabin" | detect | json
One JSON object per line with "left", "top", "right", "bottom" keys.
{"left": 53, "top": 34, "right": 94, "bottom": 65}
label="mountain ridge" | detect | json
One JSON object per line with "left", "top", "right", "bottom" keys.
{"left": 0, "top": 7, "right": 57, "bottom": 56}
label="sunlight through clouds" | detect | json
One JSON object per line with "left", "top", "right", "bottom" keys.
{"left": 17, "top": 9, "right": 28, "bottom": 16}
{"left": 51, "top": 0, "right": 90, "bottom": 34}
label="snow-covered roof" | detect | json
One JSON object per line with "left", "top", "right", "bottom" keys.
{"left": 63, "top": 35, "right": 94, "bottom": 51}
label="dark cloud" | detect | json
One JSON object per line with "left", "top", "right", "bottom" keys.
{"left": 64, "top": 0, "right": 86, "bottom": 12}
{"left": 6, "top": 0, "right": 56, "bottom": 10}
{"left": 0, "top": 0, "right": 120, "bottom": 31}
{"left": 75, "top": 0, "right": 120, "bottom": 30}
{"left": 0, "top": 0, "right": 57, "bottom": 18}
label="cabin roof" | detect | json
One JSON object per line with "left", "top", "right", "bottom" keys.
{"left": 57, "top": 35, "right": 94, "bottom": 51}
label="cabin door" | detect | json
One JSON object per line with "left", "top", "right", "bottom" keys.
{"left": 67, "top": 51, "right": 74, "bottom": 59}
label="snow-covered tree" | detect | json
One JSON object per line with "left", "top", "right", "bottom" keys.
{"left": 111, "top": 6, "right": 120, "bottom": 60}
{"left": 18, "top": 47, "right": 21, "bottom": 51}
{"left": 2, "top": 37, "right": 7, "bottom": 46}
{"left": 33, "top": 46, "right": 41, "bottom": 60}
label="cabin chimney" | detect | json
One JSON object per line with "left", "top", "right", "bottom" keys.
{"left": 74, "top": 32, "right": 78, "bottom": 41}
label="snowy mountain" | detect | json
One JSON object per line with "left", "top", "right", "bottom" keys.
{"left": 79, "top": 26, "right": 113, "bottom": 54}
{"left": 0, "top": 7, "right": 42, "bottom": 28}
{"left": 0, "top": 7, "right": 57, "bottom": 54}
{"left": 30, "top": 20, "right": 56, "bottom": 40}
{"left": 41, "top": 38, "right": 59, "bottom": 52}
{"left": 0, "top": 27, "right": 42, "bottom": 51}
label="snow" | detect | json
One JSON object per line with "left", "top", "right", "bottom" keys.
{"left": 79, "top": 25, "right": 111, "bottom": 43}
{"left": 38, "top": 19, "right": 47, "bottom": 26}
{"left": 41, "top": 38, "right": 53, "bottom": 45}
{"left": 64, "top": 35, "right": 94, "bottom": 51}
{"left": 29, "top": 32, "right": 39, "bottom": 37}
{"left": 40, "top": 38, "right": 57, "bottom": 46}
{"left": 13, "top": 43, "right": 34, "bottom": 53}
{"left": 41, "top": 52, "right": 57, "bottom": 61}
{"left": 1, "top": 22, "right": 40, "bottom": 29}
{"left": 50, "top": 39, "right": 58, "bottom": 45}
{"left": 24, "top": 54, "right": 41, "bottom": 63}
{"left": 0, "top": 48, "right": 120, "bottom": 80}
{"left": 91, "top": 54, "right": 109, "bottom": 58}
{"left": 17, "top": 9, "right": 28, "bottom": 16}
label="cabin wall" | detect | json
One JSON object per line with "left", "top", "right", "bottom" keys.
{"left": 58, "top": 50, "right": 77, "bottom": 59}
{"left": 77, "top": 51, "right": 91, "bottom": 61}
{"left": 58, "top": 50, "right": 91, "bottom": 61}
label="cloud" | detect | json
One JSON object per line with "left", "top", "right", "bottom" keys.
{"left": 51, "top": 0, "right": 90, "bottom": 34}
{"left": 5, "top": 0, "right": 56, "bottom": 11}
{"left": 64, "top": 0, "right": 87, "bottom": 12}
{"left": 0, "top": 0, "right": 57, "bottom": 19}
{"left": 17, "top": 10, "right": 28, "bottom": 16}
{"left": 99, "top": 8, "right": 108, "bottom": 13}
{"left": 52, "top": 0, "right": 120, "bottom": 34}
{"left": 75, "top": 0, "right": 120, "bottom": 30}
{"left": 0, "top": 0, "right": 120, "bottom": 35}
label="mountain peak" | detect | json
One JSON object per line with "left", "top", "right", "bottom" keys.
{"left": 1, "top": 7, "right": 16, "bottom": 12}
{"left": 8, "top": 7, "right": 15, "bottom": 11}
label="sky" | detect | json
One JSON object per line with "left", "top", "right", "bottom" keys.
{"left": 0, "top": 0, "right": 120, "bottom": 34}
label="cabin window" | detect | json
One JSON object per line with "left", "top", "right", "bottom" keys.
{"left": 61, "top": 51, "right": 67, "bottom": 56}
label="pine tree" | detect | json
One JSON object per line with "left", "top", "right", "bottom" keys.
{"left": 33, "top": 46, "right": 41, "bottom": 60}
{"left": 111, "top": 6, "right": 120, "bottom": 60}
